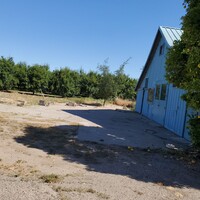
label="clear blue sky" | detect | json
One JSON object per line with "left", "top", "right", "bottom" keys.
{"left": 0, "top": 0, "right": 185, "bottom": 79}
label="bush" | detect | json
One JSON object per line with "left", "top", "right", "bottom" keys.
{"left": 188, "top": 116, "right": 200, "bottom": 149}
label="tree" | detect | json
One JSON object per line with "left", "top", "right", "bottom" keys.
{"left": 0, "top": 54, "right": 137, "bottom": 103}
{"left": 115, "top": 62, "right": 126, "bottom": 98}
{"left": 121, "top": 77, "right": 137, "bottom": 100}
{"left": 79, "top": 70, "right": 100, "bottom": 98}
{"left": 27, "top": 64, "right": 50, "bottom": 94}
{"left": 114, "top": 57, "right": 137, "bottom": 99}
{"left": 49, "top": 68, "right": 80, "bottom": 97}
{"left": 14, "top": 62, "right": 29, "bottom": 91}
{"left": 165, "top": 0, "right": 200, "bottom": 147}
{"left": 0, "top": 56, "right": 17, "bottom": 90}
{"left": 97, "top": 64, "right": 117, "bottom": 105}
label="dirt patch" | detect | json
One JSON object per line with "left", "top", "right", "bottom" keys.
{"left": 0, "top": 100, "right": 199, "bottom": 200}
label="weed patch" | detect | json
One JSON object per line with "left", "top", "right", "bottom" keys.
{"left": 53, "top": 186, "right": 109, "bottom": 199}
{"left": 40, "top": 174, "right": 62, "bottom": 183}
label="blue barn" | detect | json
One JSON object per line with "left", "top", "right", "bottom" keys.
{"left": 135, "top": 26, "right": 190, "bottom": 140}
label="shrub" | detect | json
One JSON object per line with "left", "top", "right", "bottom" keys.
{"left": 188, "top": 116, "right": 200, "bottom": 149}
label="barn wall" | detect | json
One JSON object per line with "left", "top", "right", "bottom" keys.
{"left": 135, "top": 34, "right": 189, "bottom": 139}
{"left": 164, "top": 86, "right": 187, "bottom": 137}
{"left": 135, "top": 89, "right": 144, "bottom": 113}
{"left": 144, "top": 37, "right": 167, "bottom": 88}
{"left": 138, "top": 36, "right": 168, "bottom": 125}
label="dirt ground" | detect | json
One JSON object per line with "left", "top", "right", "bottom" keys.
{"left": 0, "top": 94, "right": 200, "bottom": 200}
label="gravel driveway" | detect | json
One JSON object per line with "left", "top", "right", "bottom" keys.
{"left": 0, "top": 103, "right": 199, "bottom": 200}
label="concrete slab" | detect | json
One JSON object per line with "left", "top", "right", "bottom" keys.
{"left": 63, "top": 108, "right": 190, "bottom": 149}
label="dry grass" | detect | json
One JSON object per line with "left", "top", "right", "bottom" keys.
{"left": 114, "top": 98, "right": 135, "bottom": 108}
{"left": 69, "top": 97, "right": 103, "bottom": 106}
{"left": 0, "top": 160, "right": 40, "bottom": 180}
{"left": 0, "top": 91, "right": 67, "bottom": 105}
{"left": 40, "top": 174, "right": 63, "bottom": 183}
{"left": 0, "top": 91, "right": 136, "bottom": 109}
{"left": 53, "top": 186, "right": 109, "bottom": 199}
{"left": 0, "top": 91, "right": 103, "bottom": 106}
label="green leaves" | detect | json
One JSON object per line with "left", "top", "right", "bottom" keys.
{"left": 97, "top": 63, "right": 137, "bottom": 105}
{"left": 27, "top": 64, "right": 50, "bottom": 94}
{"left": 166, "top": 0, "right": 200, "bottom": 147}
{"left": 166, "top": 40, "right": 188, "bottom": 88}
{"left": 166, "top": 0, "right": 200, "bottom": 110}
{"left": 188, "top": 116, "right": 200, "bottom": 148}
{"left": 14, "top": 62, "right": 28, "bottom": 91}
{"left": 0, "top": 56, "right": 16, "bottom": 90}
{"left": 0, "top": 56, "right": 137, "bottom": 101}
{"left": 97, "top": 65, "right": 117, "bottom": 104}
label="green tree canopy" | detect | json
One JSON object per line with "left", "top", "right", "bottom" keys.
{"left": 14, "top": 62, "right": 29, "bottom": 91}
{"left": 27, "top": 64, "right": 50, "bottom": 94}
{"left": 166, "top": 0, "right": 200, "bottom": 110}
{"left": 0, "top": 56, "right": 17, "bottom": 90}
{"left": 114, "top": 58, "right": 137, "bottom": 100}
{"left": 0, "top": 56, "right": 137, "bottom": 102}
{"left": 166, "top": 0, "right": 200, "bottom": 147}
{"left": 97, "top": 64, "right": 117, "bottom": 105}
{"left": 79, "top": 70, "right": 100, "bottom": 98}
{"left": 49, "top": 68, "right": 81, "bottom": 97}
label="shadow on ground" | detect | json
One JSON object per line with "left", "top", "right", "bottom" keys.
{"left": 63, "top": 109, "right": 189, "bottom": 149}
{"left": 15, "top": 123, "right": 200, "bottom": 190}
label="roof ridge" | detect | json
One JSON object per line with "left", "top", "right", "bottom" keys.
{"left": 159, "top": 26, "right": 183, "bottom": 46}
{"left": 159, "top": 25, "right": 182, "bottom": 30}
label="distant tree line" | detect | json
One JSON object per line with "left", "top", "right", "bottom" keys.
{"left": 0, "top": 56, "right": 137, "bottom": 101}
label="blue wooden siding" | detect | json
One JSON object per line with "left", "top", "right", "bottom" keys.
{"left": 164, "top": 86, "right": 186, "bottom": 137}
{"left": 136, "top": 36, "right": 169, "bottom": 125}
{"left": 141, "top": 89, "right": 149, "bottom": 116}
{"left": 144, "top": 39, "right": 167, "bottom": 87}
{"left": 135, "top": 30, "right": 188, "bottom": 139}
{"left": 151, "top": 84, "right": 168, "bottom": 125}
{"left": 135, "top": 89, "right": 144, "bottom": 113}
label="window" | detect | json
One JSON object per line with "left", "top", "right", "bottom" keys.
{"left": 155, "top": 84, "right": 160, "bottom": 100}
{"left": 159, "top": 44, "right": 165, "bottom": 55}
{"left": 148, "top": 88, "right": 154, "bottom": 102}
{"left": 155, "top": 84, "right": 167, "bottom": 100}
{"left": 160, "top": 84, "right": 167, "bottom": 100}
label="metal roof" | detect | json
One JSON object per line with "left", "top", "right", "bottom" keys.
{"left": 135, "top": 26, "right": 183, "bottom": 91}
{"left": 159, "top": 26, "right": 183, "bottom": 46}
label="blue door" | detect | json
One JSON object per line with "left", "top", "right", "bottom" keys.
{"left": 164, "top": 86, "right": 186, "bottom": 137}
{"left": 152, "top": 83, "right": 167, "bottom": 125}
